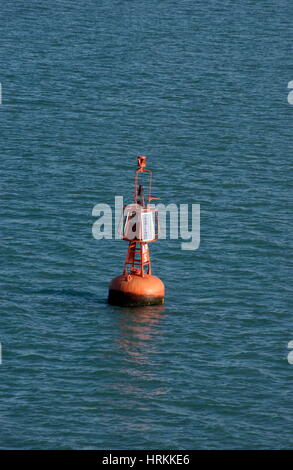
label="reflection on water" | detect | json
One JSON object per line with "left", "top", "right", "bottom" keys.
{"left": 110, "top": 305, "right": 169, "bottom": 394}
{"left": 108, "top": 304, "right": 171, "bottom": 436}
{"left": 116, "top": 304, "right": 165, "bottom": 367}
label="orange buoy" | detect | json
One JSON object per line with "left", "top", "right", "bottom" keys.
{"left": 108, "top": 155, "right": 165, "bottom": 307}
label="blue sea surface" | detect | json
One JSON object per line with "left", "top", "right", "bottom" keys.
{"left": 1, "top": 0, "right": 292, "bottom": 449}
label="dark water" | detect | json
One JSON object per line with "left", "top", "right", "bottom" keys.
{"left": 1, "top": 0, "right": 292, "bottom": 449}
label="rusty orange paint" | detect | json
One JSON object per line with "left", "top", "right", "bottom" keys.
{"left": 108, "top": 155, "right": 165, "bottom": 307}
{"left": 108, "top": 273, "right": 164, "bottom": 307}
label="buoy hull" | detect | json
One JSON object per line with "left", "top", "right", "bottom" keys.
{"left": 108, "top": 273, "right": 164, "bottom": 307}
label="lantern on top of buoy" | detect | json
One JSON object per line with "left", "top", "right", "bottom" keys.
{"left": 108, "top": 155, "right": 165, "bottom": 307}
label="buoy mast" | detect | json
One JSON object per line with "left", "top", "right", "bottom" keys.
{"left": 108, "top": 156, "right": 165, "bottom": 307}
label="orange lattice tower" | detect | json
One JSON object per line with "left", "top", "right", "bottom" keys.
{"left": 108, "top": 156, "right": 165, "bottom": 307}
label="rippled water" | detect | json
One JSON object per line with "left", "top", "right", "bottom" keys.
{"left": 1, "top": 0, "right": 292, "bottom": 449}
